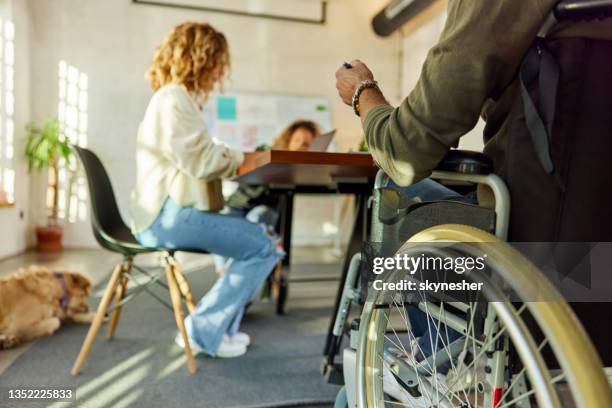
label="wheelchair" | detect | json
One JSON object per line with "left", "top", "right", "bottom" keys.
{"left": 330, "top": 3, "right": 612, "bottom": 406}
{"left": 334, "top": 164, "right": 612, "bottom": 407}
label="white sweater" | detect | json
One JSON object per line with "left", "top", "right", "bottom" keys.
{"left": 129, "top": 84, "right": 244, "bottom": 234}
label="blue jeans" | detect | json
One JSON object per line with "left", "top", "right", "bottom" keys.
{"left": 136, "top": 198, "right": 283, "bottom": 355}
{"left": 213, "top": 205, "right": 279, "bottom": 272}
{"left": 388, "top": 178, "right": 475, "bottom": 361}
{"left": 386, "top": 178, "right": 475, "bottom": 204}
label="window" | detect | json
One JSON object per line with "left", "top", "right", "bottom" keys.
{"left": 0, "top": 17, "right": 14, "bottom": 204}
{"left": 57, "top": 60, "right": 88, "bottom": 222}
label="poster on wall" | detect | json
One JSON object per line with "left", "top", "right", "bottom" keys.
{"left": 203, "top": 91, "right": 334, "bottom": 152}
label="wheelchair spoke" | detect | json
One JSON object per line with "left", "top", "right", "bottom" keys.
{"left": 445, "top": 303, "right": 530, "bottom": 406}
{"left": 384, "top": 301, "right": 479, "bottom": 405}
{"left": 381, "top": 306, "right": 451, "bottom": 406}
{"left": 383, "top": 306, "right": 436, "bottom": 377}
{"left": 383, "top": 292, "right": 488, "bottom": 405}
{"left": 497, "top": 372, "right": 565, "bottom": 408}
{"left": 383, "top": 304, "right": 418, "bottom": 360}
{"left": 376, "top": 264, "right": 553, "bottom": 408}
{"left": 497, "top": 337, "right": 549, "bottom": 405}
{"left": 388, "top": 295, "right": 435, "bottom": 373}
{"left": 470, "top": 304, "right": 480, "bottom": 408}
{"left": 382, "top": 399, "right": 412, "bottom": 407}
{"left": 496, "top": 389, "right": 536, "bottom": 408}
{"left": 436, "top": 303, "right": 473, "bottom": 403}
{"left": 422, "top": 299, "right": 451, "bottom": 406}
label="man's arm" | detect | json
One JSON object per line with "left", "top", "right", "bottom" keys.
{"left": 358, "top": 87, "right": 388, "bottom": 127}
{"left": 336, "top": 0, "right": 554, "bottom": 186}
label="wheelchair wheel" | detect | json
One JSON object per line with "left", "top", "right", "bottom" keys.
{"left": 356, "top": 225, "right": 611, "bottom": 408}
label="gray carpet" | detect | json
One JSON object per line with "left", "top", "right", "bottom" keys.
{"left": 2, "top": 264, "right": 342, "bottom": 408}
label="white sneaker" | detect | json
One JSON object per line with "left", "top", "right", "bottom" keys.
{"left": 174, "top": 332, "right": 204, "bottom": 355}
{"left": 224, "top": 331, "right": 251, "bottom": 346}
{"left": 215, "top": 337, "right": 247, "bottom": 358}
{"left": 175, "top": 332, "right": 246, "bottom": 358}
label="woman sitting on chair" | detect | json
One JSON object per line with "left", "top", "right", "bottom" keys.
{"left": 129, "top": 22, "right": 283, "bottom": 358}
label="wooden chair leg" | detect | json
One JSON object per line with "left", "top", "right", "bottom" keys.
{"left": 72, "top": 261, "right": 124, "bottom": 375}
{"left": 275, "top": 264, "right": 289, "bottom": 315}
{"left": 107, "top": 260, "right": 132, "bottom": 340}
{"left": 165, "top": 260, "right": 197, "bottom": 374}
{"left": 271, "top": 261, "right": 283, "bottom": 299}
{"left": 172, "top": 261, "right": 196, "bottom": 314}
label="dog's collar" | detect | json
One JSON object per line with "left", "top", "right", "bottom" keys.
{"left": 53, "top": 272, "right": 69, "bottom": 311}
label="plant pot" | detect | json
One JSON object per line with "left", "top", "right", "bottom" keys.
{"left": 35, "top": 225, "right": 64, "bottom": 253}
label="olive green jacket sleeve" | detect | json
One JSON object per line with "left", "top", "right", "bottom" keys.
{"left": 364, "top": 0, "right": 554, "bottom": 186}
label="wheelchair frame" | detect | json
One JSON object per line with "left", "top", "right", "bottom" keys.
{"left": 334, "top": 165, "right": 511, "bottom": 408}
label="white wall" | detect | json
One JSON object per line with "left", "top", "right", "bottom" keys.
{"left": 27, "top": 0, "right": 402, "bottom": 248}
{"left": 0, "top": 0, "right": 31, "bottom": 259}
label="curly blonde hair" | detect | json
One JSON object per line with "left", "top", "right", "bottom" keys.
{"left": 146, "top": 22, "right": 230, "bottom": 101}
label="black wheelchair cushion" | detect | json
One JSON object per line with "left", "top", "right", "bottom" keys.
{"left": 435, "top": 150, "right": 494, "bottom": 175}
{"left": 377, "top": 201, "right": 496, "bottom": 254}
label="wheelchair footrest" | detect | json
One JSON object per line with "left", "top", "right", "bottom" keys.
{"left": 321, "top": 359, "right": 345, "bottom": 385}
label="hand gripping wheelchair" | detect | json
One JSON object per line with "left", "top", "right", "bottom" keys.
{"left": 328, "top": 3, "right": 612, "bottom": 406}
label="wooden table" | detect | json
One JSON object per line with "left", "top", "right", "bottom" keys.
{"left": 237, "top": 150, "right": 377, "bottom": 384}
{"left": 237, "top": 150, "right": 376, "bottom": 186}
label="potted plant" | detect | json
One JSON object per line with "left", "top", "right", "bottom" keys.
{"left": 25, "top": 118, "right": 73, "bottom": 252}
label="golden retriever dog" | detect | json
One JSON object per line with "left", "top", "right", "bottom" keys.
{"left": 0, "top": 266, "right": 92, "bottom": 349}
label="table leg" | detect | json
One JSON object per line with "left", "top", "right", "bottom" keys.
{"left": 323, "top": 193, "right": 370, "bottom": 380}
{"left": 276, "top": 191, "right": 294, "bottom": 314}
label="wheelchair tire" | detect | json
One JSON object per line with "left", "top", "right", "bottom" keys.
{"left": 356, "top": 224, "right": 611, "bottom": 408}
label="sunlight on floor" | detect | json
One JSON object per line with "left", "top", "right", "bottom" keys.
{"left": 48, "top": 348, "right": 154, "bottom": 408}
{"left": 156, "top": 353, "right": 188, "bottom": 381}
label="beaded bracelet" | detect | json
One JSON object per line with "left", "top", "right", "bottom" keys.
{"left": 352, "top": 80, "right": 379, "bottom": 117}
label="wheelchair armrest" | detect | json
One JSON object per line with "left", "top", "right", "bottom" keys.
{"left": 434, "top": 150, "right": 494, "bottom": 175}
{"left": 554, "top": 0, "right": 612, "bottom": 22}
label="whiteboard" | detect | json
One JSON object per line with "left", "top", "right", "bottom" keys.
{"left": 202, "top": 91, "right": 334, "bottom": 152}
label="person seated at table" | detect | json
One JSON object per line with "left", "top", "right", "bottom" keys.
{"left": 214, "top": 120, "right": 320, "bottom": 274}
{"left": 130, "top": 21, "right": 283, "bottom": 358}
{"left": 270, "top": 120, "right": 320, "bottom": 152}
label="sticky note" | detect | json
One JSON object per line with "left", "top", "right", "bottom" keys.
{"left": 217, "top": 96, "right": 237, "bottom": 121}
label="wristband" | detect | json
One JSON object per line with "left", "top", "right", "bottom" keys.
{"left": 352, "top": 80, "right": 379, "bottom": 117}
